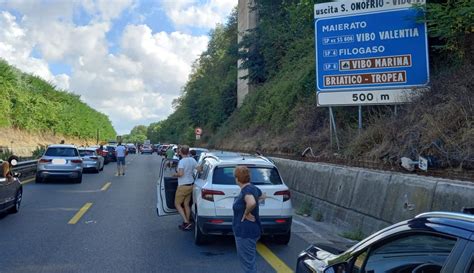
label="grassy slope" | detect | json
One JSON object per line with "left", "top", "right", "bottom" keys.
{"left": 0, "top": 59, "right": 116, "bottom": 140}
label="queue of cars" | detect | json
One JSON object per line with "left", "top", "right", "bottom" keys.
{"left": 36, "top": 144, "right": 113, "bottom": 183}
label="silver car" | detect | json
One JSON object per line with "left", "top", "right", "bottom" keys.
{"left": 36, "top": 145, "right": 83, "bottom": 183}
{"left": 79, "top": 148, "right": 104, "bottom": 173}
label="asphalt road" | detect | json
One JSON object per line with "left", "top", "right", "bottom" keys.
{"left": 0, "top": 154, "right": 312, "bottom": 273}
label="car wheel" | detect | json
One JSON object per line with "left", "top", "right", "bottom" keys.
{"left": 274, "top": 230, "right": 291, "bottom": 245}
{"left": 35, "top": 173, "right": 43, "bottom": 183}
{"left": 9, "top": 188, "right": 22, "bottom": 214}
{"left": 194, "top": 213, "right": 208, "bottom": 245}
{"left": 74, "top": 174, "right": 82, "bottom": 184}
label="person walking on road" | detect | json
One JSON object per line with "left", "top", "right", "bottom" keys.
{"left": 115, "top": 142, "right": 127, "bottom": 176}
{"left": 172, "top": 145, "right": 197, "bottom": 231}
{"left": 233, "top": 166, "right": 262, "bottom": 273}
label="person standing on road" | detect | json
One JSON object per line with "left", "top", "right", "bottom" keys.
{"left": 172, "top": 145, "right": 197, "bottom": 230}
{"left": 233, "top": 166, "right": 262, "bottom": 273}
{"left": 166, "top": 146, "right": 175, "bottom": 169}
{"left": 115, "top": 142, "right": 127, "bottom": 176}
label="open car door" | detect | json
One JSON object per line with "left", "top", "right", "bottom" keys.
{"left": 156, "top": 158, "right": 179, "bottom": 216}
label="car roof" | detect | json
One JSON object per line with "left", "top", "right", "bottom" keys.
{"left": 48, "top": 144, "right": 77, "bottom": 149}
{"left": 415, "top": 211, "right": 474, "bottom": 232}
{"left": 202, "top": 151, "right": 275, "bottom": 167}
{"left": 190, "top": 148, "right": 209, "bottom": 152}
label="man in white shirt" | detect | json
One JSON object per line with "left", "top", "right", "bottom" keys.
{"left": 172, "top": 145, "right": 197, "bottom": 230}
{"left": 115, "top": 143, "right": 127, "bottom": 176}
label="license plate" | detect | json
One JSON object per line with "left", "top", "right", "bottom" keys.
{"left": 52, "top": 159, "right": 67, "bottom": 165}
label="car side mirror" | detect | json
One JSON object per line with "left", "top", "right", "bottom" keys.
{"left": 10, "top": 159, "right": 18, "bottom": 166}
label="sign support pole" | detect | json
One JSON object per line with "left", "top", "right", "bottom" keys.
{"left": 394, "top": 105, "right": 398, "bottom": 117}
{"left": 329, "top": 107, "right": 340, "bottom": 151}
{"left": 358, "top": 105, "right": 362, "bottom": 134}
{"left": 329, "top": 108, "right": 333, "bottom": 150}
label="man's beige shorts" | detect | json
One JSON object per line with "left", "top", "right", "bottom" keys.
{"left": 175, "top": 185, "right": 193, "bottom": 205}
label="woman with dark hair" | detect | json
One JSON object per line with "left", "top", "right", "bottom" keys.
{"left": 233, "top": 166, "right": 262, "bottom": 273}
{"left": 1, "top": 155, "right": 18, "bottom": 181}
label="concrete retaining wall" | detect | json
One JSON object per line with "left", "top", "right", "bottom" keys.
{"left": 273, "top": 158, "right": 474, "bottom": 235}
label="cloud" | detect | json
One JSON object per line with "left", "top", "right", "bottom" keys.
{"left": 0, "top": 0, "right": 233, "bottom": 135}
{"left": 0, "top": 11, "right": 55, "bottom": 83}
{"left": 163, "top": 0, "right": 237, "bottom": 29}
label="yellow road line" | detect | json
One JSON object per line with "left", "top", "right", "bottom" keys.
{"left": 21, "top": 178, "right": 35, "bottom": 185}
{"left": 101, "top": 182, "right": 112, "bottom": 191}
{"left": 68, "top": 203, "right": 93, "bottom": 225}
{"left": 257, "top": 242, "right": 293, "bottom": 273}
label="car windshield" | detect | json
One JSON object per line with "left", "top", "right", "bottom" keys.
{"left": 79, "top": 150, "right": 95, "bottom": 156}
{"left": 212, "top": 167, "right": 282, "bottom": 185}
{"left": 45, "top": 148, "right": 78, "bottom": 157}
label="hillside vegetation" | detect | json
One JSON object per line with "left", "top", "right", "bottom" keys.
{"left": 0, "top": 59, "right": 116, "bottom": 144}
{"left": 145, "top": 0, "right": 474, "bottom": 170}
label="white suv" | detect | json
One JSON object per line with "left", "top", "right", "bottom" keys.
{"left": 156, "top": 152, "right": 292, "bottom": 245}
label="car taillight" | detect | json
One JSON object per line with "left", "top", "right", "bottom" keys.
{"left": 38, "top": 159, "right": 52, "bottom": 164}
{"left": 275, "top": 219, "right": 287, "bottom": 223}
{"left": 208, "top": 219, "right": 224, "bottom": 224}
{"left": 71, "top": 159, "right": 83, "bottom": 164}
{"left": 201, "top": 189, "right": 225, "bottom": 202}
{"left": 274, "top": 190, "right": 291, "bottom": 202}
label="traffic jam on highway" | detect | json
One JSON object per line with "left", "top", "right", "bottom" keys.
{"left": 1, "top": 0, "right": 473, "bottom": 272}
{"left": 1, "top": 141, "right": 473, "bottom": 273}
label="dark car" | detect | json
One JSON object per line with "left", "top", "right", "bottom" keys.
{"left": 0, "top": 159, "right": 22, "bottom": 214}
{"left": 105, "top": 145, "right": 117, "bottom": 162}
{"left": 141, "top": 145, "right": 153, "bottom": 154}
{"left": 296, "top": 211, "right": 474, "bottom": 273}
{"left": 127, "top": 144, "right": 137, "bottom": 154}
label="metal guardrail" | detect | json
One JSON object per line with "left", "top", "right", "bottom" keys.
{"left": 12, "top": 160, "right": 37, "bottom": 179}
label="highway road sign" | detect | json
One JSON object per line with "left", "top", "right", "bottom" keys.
{"left": 314, "top": 0, "right": 429, "bottom": 106}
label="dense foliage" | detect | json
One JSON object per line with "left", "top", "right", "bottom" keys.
{"left": 145, "top": 1, "right": 472, "bottom": 168}
{"left": 0, "top": 59, "right": 116, "bottom": 140}
{"left": 122, "top": 125, "right": 148, "bottom": 144}
{"left": 140, "top": 10, "right": 238, "bottom": 145}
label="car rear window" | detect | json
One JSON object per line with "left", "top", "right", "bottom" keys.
{"left": 107, "top": 147, "right": 115, "bottom": 151}
{"left": 45, "top": 148, "right": 79, "bottom": 157}
{"left": 79, "top": 150, "right": 95, "bottom": 156}
{"left": 212, "top": 167, "right": 282, "bottom": 185}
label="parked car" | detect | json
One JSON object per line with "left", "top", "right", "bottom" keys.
{"left": 153, "top": 144, "right": 161, "bottom": 154}
{"left": 0, "top": 158, "right": 22, "bottom": 214}
{"left": 296, "top": 211, "right": 474, "bottom": 273}
{"left": 156, "top": 152, "right": 292, "bottom": 245}
{"left": 190, "top": 148, "right": 209, "bottom": 161}
{"left": 127, "top": 144, "right": 137, "bottom": 154}
{"left": 78, "top": 148, "right": 104, "bottom": 173}
{"left": 141, "top": 145, "right": 153, "bottom": 154}
{"left": 96, "top": 146, "right": 109, "bottom": 164}
{"left": 36, "top": 144, "right": 83, "bottom": 183}
{"left": 105, "top": 145, "right": 117, "bottom": 162}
